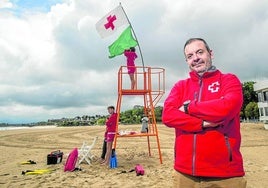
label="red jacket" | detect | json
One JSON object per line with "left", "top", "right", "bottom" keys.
{"left": 162, "top": 68, "right": 245, "bottom": 177}
{"left": 124, "top": 50, "right": 137, "bottom": 67}
{"left": 106, "top": 113, "right": 117, "bottom": 133}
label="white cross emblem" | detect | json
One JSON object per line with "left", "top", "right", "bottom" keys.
{"left": 208, "top": 81, "right": 220, "bottom": 93}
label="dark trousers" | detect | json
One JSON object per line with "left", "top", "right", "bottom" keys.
{"left": 101, "top": 139, "right": 107, "bottom": 159}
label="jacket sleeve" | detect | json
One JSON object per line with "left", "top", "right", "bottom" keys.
{"left": 106, "top": 113, "right": 117, "bottom": 127}
{"left": 162, "top": 81, "right": 203, "bottom": 133}
{"left": 188, "top": 74, "right": 243, "bottom": 124}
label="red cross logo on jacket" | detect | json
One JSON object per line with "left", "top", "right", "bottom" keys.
{"left": 208, "top": 81, "right": 220, "bottom": 93}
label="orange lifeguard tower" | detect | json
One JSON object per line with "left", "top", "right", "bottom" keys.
{"left": 113, "top": 66, "right": 165, "bottom": 164}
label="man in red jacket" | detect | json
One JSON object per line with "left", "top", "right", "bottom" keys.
{"left": 162, "top": 38, "right": 246, "bottom": 187}
{"left": 101, "top": 106, "right": 117, "bottom": 166}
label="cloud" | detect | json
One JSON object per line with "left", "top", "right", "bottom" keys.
{"left": 0, "top": 0, "right": 12, "bottom": 8}
{"left": 0, "top": 0, "right": 268, "bottom": 123}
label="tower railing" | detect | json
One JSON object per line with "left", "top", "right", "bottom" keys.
{"left": 117, "top": 66, "right": 165, "bottom": 107}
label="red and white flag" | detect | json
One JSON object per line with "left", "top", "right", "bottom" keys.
{"left": 96, "top": 5, "right": 129, "bottom": 38}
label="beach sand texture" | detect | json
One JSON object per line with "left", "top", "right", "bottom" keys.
{"left": 0, "top": 123, "right": 267, "bottom": 188}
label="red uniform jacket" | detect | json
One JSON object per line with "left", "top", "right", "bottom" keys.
{"left": 124, "top": 50, "right": 137, "bottom": 67}
{"left": 162, "top": 68, "right": 245, "bottom": 177}
{"left": 106, "top": 113, "right": 117, "bottom": 133}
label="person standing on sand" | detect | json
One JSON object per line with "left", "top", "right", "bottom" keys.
{"left": 101, "top": 106, "right": 117, "bottom": 166}
{"left": 140, "top": 115, "right": 149, "bottom": 133}
{"left": 124, "top": 47, "right": 137, "bottom": 90}
{"left": 162, "top": 38, "right": 246, "bottom": 188}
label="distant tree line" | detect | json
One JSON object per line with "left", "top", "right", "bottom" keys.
{"left": 241, "top": 81, "right": 259, "bottom": 120}
{"left": 58, "top": 81, "right": 259, "bottom": 126}
{"left": 119, "top": 105, "right": 163, "bottom": 125}
{"left": 57, "top": 106, "right": 163, "bottom": 126}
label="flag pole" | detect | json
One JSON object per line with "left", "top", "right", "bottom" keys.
{"left": 119, "top": 3, "right": 145, "bottom": 72}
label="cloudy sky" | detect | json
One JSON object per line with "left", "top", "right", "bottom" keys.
{"left": 0, "top": 0, "right": 268, "bottom": 123}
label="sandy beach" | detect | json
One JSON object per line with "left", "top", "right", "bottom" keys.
{"left": 0, "top": 123, "right": 267, "bottom": 188}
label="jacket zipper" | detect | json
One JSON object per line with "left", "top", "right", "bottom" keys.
{"left": 192, "top": 134, "right": 197, "bottom": 175}
{"left": 224, "top": 134, "right": 233, "bottom": 161}
{"left": 192, "top": 78, "right": 203, "bottom": 175}
{"left": 198, "top": 78, "right": 203, "bottom": 101}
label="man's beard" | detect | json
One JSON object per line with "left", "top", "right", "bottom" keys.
{"left": 190, "top": 60, "right": 212, "bottom": 75}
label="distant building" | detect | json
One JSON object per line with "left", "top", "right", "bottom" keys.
{"left": 254, "top": 80, "right": 268, "bottom": 123}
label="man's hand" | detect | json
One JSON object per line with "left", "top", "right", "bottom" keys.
{"left": 179, "top": 105, "right": 185, "bottom": 112}
{"left": 179, "top": 100, "right": 191, "bottom": 114}
{"left": 179, "top": 104, "right": 219, "bottom": 128}
{"left": 203, "top": 121, "right": 219, "bottom": 128}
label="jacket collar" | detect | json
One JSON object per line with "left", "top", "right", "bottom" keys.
{"left": 189, "top": 66, "right": 219, "bottom": 81}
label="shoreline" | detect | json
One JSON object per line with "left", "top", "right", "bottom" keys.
{"left": 0, "top": 125, "right": 57, "bottom": 131}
